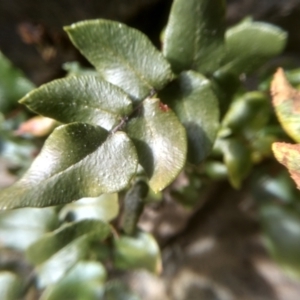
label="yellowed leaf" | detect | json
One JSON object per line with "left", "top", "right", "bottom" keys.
{"left": 271, "top": 68, "right": 300, "bottom": 142}
{"left": 272, "top": 142, "right": 300, "bottom": 189}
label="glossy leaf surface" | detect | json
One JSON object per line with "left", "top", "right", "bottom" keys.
{"left": 65, "top": 20, "right": 173, "bottom": 101}
{"left": 27, "top": 219, "right": 110, "bottom": 265}
{"left": 114, "top": 231, "right": 161, "bottom": 273}
{"left": 20, "top": 75, "right": 132, "bottom": 131}
{"left": 40, "top": 262, "right": 106, "bottom": 300}
{"left": 271, "top": 68, "right": 300, "bottom": 142}
{"left": 0, "top": 123, "right": 138, "bottom": 209}
{"left": 217, "top": 19, "right": 287, "bottom": 76}
{"left": 163, "top": 0, "right": 225, "bottom": 74}
{"left": 126, "top": 98, "right": 187, "bottom": 192}
{"left": 272, "top": 142, "right": 300, "bottom": 189}
{"left": 159, "top": 71, "right": 219, "bottom": 164}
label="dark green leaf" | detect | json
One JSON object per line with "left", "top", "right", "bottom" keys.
{"left": 126, "top": 98, "right": 187, "bottom": 192}
{"left": 20, "top": 75, "right": 132, "bottom": 131}
{"left": 65, "top": 20, "right": 173, "bottom": 101}
{"left": 27, "top": 219, "right": 110, "bottom": 265}
{"left": 0, "top": 123, "right": 138, "bottom": 209}
{"left": 216, "top": 19, "right": 287, "bottom": 76}
{"left": 59, "top": 193, "right": 119, "bottom": 222}
{"left": 163, "top": 0, "right": 225, "bottom": 74}
{"left": 114, "top": 231, "right": 161, "bottom": 273}
{"left": 0, "top": 51, "right": 34, "bottom": 113}
{"left": 121, "top": 181, "right": 148, "bottom": 235}
{"left": 0, "top": 207, "right": 58, "bottom": 250}
{"left": 222, "top": 138, "right": 252, "bottom": 189}
{"left": 222, "top": 91, "right": 270, "bottom": 134}
{"left": 40, "top": 262, "right": 106, "bottom": 300}
{"left": 159, "top": 71, "right": 219, "bottom": 164}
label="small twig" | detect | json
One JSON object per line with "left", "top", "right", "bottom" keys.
{"left": 110, "top": 89, "right": 157, "bottom": 134}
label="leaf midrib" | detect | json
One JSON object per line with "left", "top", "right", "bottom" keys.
{"left": 24, "top": 132, "right": 110, "bottom": 186}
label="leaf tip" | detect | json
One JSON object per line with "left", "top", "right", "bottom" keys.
{"left": 272, "top": 142, "right": 300, "bottom": 190}
{"left": 271, "top": 67, "right": 295, "bottom": 106}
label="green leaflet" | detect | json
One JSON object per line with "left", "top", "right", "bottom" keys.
{"left": 222, "top": 92, "right": 270, "bottom": 134}
{"left": 36, "top": 235, "right": 90, "bottom": 288}
{"left": 20, "top": 75, "right": 132, "bottom": 131}
{"left": 126, "top": 98, "right": 187, "bottom": 192}
{"left": 40, "top": 262, "right": 106, "bottom": 300}
{"left": 114, "top": 231, "right": 161, "bottom": 274}
{"left": 159, "top": 71, "right": 219, "bottom": 164}
{"left": 222, "top": 138, "right": 252, "bottom": 189}
{"left": 0, "top": 123, "right": 138, "bottom": 209}
{"left": 0, "top": 207, "right": 58, "bottom": 250}
{"left": 163, "top": 0, "right": 226, "bottom": 74}
{"left": 0, "top": 51, "right": 34, "bottom": 113}
{"left": 26, "top": 219, "right": 110, "bottom": 265}
{"left": 216, "top": 19, "right": 287, "bottom": 77}
{"left": 59, "top": 193, "right": 119, "bottom": 223}
{"left": 65, "top": 20, "right": 173, "bottom": 101}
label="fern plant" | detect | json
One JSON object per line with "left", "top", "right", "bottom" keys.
{"left": 0, "top": 0, "right": 289, "bottom": 298}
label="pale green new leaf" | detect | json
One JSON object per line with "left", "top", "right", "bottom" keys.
{"left": 65, "top": 20, "right": 173, "bottom": 101}
{"left": 20, "top": 75, "right": 132, "bottom": 131}
{"left": 163, "top": 0, "right": 226, "bottom": 74}
{"left": 126, "top": 98, "right": 187, "bottom": 192}
{"left": 26, "top": 219, "right": 110, "bottom": 265}
{"left": 159, "top": 71, "right": 219, "bottom": 164}
{"left": 0, "top": 123, "right": 138, "bottom": 209}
